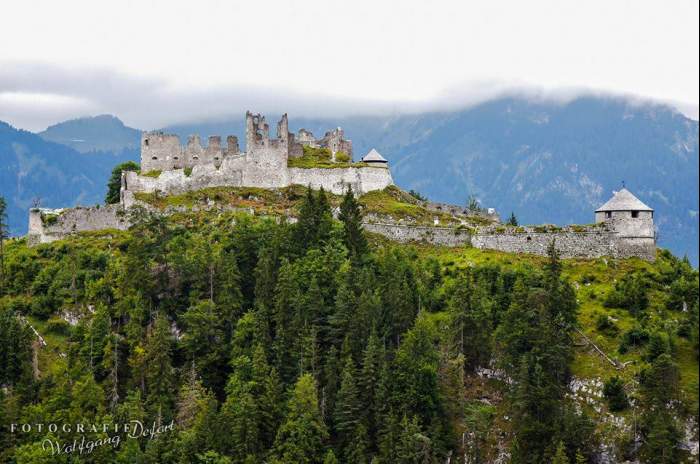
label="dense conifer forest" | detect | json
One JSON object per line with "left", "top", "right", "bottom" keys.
{"left": 0, "top": 189, "right": 697, "bottom": 463}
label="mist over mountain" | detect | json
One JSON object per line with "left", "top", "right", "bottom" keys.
{"left": 1, "top": 95, "right": 697, "bottom": 263}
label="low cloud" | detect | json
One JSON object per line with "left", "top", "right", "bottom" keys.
{"left": 1, "top": 61, "right": 697, "bottom": 132}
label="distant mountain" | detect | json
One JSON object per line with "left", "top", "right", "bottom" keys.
{"left": 3, "top": 95, "right": 698, "bottom": 263}
{"left": 163, "top": 97, "right": 699, "bottom": 264}
{"left": 39, "top": 114, "right": 141, "bottom": 153}
{"left": 0, "top": 121, "right": 137, "bottom": 236}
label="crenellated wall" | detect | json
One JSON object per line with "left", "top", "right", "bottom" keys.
{"left": 140, "top": 132, "right": 240, "bottom": 172}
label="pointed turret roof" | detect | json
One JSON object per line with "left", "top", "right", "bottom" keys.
{"left": 596, "top": 188, "right": 653, "bottom": 212}
{"left": 362, "top": 148, "right": 387, "bottom": 163}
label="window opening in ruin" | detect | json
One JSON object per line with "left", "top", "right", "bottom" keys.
{"left": 151, "top": 156, "right": 157, "bottom": 160}
{"left": 606, "top": 211, "right": 612, "bottom": 219}
{"left": 144, "top": 139, "right": 149, "bottom": 146}
{"left": 631, "top": 211, "right": 639, "bottom": 218}
{"left": 526, "top": 236, "right": 532, "bottom": 241}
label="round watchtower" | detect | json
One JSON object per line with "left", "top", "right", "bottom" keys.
{"left": 595, "top": 188, "right": 654, "bottom": 239}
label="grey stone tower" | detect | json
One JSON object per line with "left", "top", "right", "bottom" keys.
{"left": 595, "top": 188, "right": 656, "bottom": 260}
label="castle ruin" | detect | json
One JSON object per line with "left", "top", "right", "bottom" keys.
{"left": 120, "top": 112, "right": 389, "bottom": 207}
{"left": 26, "top": 111, "right": 657, "bottom": 261}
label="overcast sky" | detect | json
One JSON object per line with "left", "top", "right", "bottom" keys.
{"left": 1, "top": 0, "right": 698, "bottom": 131}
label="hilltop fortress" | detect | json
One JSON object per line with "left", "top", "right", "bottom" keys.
{"left": 27, "top": 111, "right": 657, "bottom": 261}
{"left": 120, "top": 112, "right": 390, "bottom": 207}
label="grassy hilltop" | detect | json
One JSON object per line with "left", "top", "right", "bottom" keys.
{"left": 0, "top": 187, "right": 697, "bottom": 463}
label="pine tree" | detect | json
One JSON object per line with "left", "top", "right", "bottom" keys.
{"left": 0, "top": 307, "right": 33, "bottom": 388}
{"left": 102, "top": 332, "right": 122, "bottom": 409}
{"left": 345, "top": 422, "right": 370, "bottom": 464}
{"left": 251, "top": 344, "right": 284, "bottom": 448}
{"left": 552, "top": 441, "right": 570, "bottom": 464}
{"left": 293, "top": 187, "right": 319, "bottom": 252}
{"left": 448, "top": 269, "right": 492, "bottom": 372}
{"left": 334, "top": 357, "right": 362, "bottom": 451}
{"left": 395, "top": 415, "right": 431, "bottom": 464}
{"left": 323, "top": 449, "right": 340, "bottom": 464}
{"left": 144, "top": 314, "right": 175, "bottom": 423}
{"left": 273, "top": 261, "right": 299, "bottom": 383}
{"left": 507, "top": 212, "right": 518, "bottom": 226}
{"left": 272, "top": 373, "right": 329, "bottom": 464}
{"left": 105, "top": 161, "right": 139, "bottom": 204}
{"left": 322, "top": 346, "right": 341, "bottom": 426}
{"left": 639, "top": 353, "right": 682, "bottom": 463}
{"left": 338, "top": 187, "right": 367, "bottom": 261}
{"left": 314, "top": 187, "right": 334, "bottom": 245}
{"left": 175, "top": 365, "right": 219, "bottom": 463}
{"left": 360, "top": 329, "right": 384, "bottom": 441}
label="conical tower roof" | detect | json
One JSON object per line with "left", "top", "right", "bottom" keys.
{"left": 596, "top": 188, "right": 653, "bottom": 212}
{"left": 361, "top": 148, "right": 387, "bottom": 163}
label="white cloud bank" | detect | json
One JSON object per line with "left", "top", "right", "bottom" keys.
{"left": 1, "top": 0, "right": 697, "bottom": 130}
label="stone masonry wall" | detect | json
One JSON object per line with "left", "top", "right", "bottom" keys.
{"left": 27, "top": 203, "right": 655, "bottom": 261}
{"left": 28, "top": 205, "right": 129, "bottom": 245}
{"left": 363, "top": 222, "right": 656, "bottom": 261}
{"left": 363, "top": 223, "right": 473, "bottom": 247}
{"left": 122, "top": 161, "right": 394, "bottom": 207}
{"left": 288, "top": 166, "right": 393, "bottom": 195}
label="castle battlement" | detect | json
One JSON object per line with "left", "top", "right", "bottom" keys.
{"left": 140, "top": 112, "right": 355, "bottom": 173}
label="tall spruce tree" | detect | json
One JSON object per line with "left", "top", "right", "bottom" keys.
{"left": 144, "top": 314, "right": 175, "bottom": 424}
{"left": 334, "top": 357, "right": 362, "bottom": 453}
{"left": 272, "top": 373, "right": 328, "bottom": 464}
{"left": 338, "top": 187, "right": 367, "bottom": 261}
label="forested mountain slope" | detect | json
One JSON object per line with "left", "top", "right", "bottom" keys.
{"left": 1, "top": 187, "right": 697, "bottom": 463}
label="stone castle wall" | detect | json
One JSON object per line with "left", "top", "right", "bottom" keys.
{"left": 140, "top": 133, "right": 240, "bottom": 173}
{"left": 28, "top": 205, "right": 129, "bottom": 245}
{"left": 27, "top": 204, "right": 656, "bottom": 261}
{"left": 121, "top": 161, "right": 393, "bottom": 207}
{"left": 364, "top": 222, "right": 656, "bottom": 261}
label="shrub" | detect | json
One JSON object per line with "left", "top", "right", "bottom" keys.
{"left": 618, "top": 325, "right": 650, "bottom": 354}
{"left": 46, "top": 316, "right": 70, "bottom": 335}
{"left": 646, "top": 332, "right": 672, "bottom": 362}
{"left": 595, "top": 314, "right": 619, "bottom": 336}
{"left": 184, "top": 167, "right": 193, "bottom": 177}
{"left": 603, "top": 376, "right": 629, "bottom": 411}
{"left": 29, "top": 295, "right": 54, "bottom": 319}
{"left": 40, "top": 213, "right": 59, "bottom": 226}
{"left": 581, "top": 273, "right": 597, "bottom": 284}
{"left": 604, "top": 271, "right": 649, "bottom": 316}
{"left": 335, "top": 151, "right": 351, "bottom": 163}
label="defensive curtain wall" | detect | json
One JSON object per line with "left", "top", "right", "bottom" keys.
{"left": 29, "top": 205, "right": 656, "bottom": 262}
